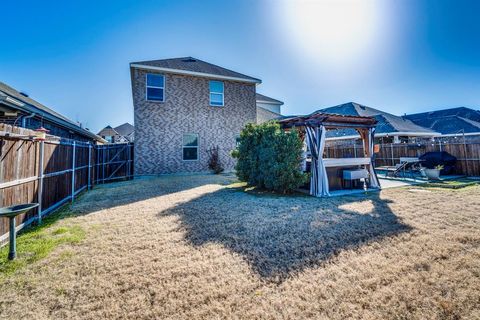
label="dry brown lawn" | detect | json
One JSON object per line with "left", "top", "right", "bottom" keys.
{"left": 0, "top": 174, "right": 479, "bottom": 319}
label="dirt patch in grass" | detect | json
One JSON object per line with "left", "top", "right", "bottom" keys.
{"left": 0, "top": 174, "right": 479, "bottom": 319}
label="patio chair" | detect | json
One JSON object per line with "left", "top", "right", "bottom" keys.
{"left": 382, "top": 161, "right": 409, "bottom": 178}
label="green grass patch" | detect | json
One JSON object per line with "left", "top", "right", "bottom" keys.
{"left": 0, "top": 204, "right": 85, "bottom": 277}
{"left": 420, "top": 179, "right": 479, "bottom": 189}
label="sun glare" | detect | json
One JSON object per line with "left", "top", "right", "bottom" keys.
{"left": 276, "top": 0, "right": 387, "bottom": 73}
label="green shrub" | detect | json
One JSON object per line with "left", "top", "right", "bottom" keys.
{"left": 231, "top": 122, "right": 308, "bottom": 193}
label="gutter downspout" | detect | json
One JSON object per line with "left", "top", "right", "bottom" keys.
{"left": 21, "top": 112, "right": 36, "bottom": 127}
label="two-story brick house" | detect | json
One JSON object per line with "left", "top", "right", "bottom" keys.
{"left": 130, "top": 57, "right": 281, "bottom": 174}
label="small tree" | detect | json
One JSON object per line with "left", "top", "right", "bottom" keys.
{"left": 232, "top": 122, "right": 308, "bottom": 193}
{"left": 207, "top": 146, "right": 224, "bottom": 174}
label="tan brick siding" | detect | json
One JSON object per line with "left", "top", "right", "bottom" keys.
{"left": 256, "top": 106, "right": 281, "bottom": 124}
{"left": 131, "top": 68, "right": 257, "bottom": 174}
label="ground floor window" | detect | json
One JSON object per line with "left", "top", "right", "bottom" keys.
{"left": 183, "top": 134, "right": 199, "bottom": 160}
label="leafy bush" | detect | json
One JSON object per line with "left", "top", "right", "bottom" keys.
{"left": 207, "top": 146, "right": 224, "bottom": 174}
{"left": 231, "top": 122, "right": 308, "bottom": 193}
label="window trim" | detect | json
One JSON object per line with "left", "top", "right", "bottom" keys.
{"left": 182, "top": 133, "right": 199, "bottom": 161}
{"left": 209, "top": 80, "right": 224, "bottom": 107}
{"left": 145, "top": 73, "right": 165, "bottom": 102}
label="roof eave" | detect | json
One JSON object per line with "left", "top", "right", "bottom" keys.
{"left": 0, "top": 94, "right": 105, "bottom": 143}
{"left": 326, "top": 131, "right": 440, "bottom": 141}
{"left": 130, "top": 63, "right": 262, "bottom": 84}
{"left": 438, "top": 132, "right": 480, "bottom": 137}
{"left": 256, "top": 99, "right": 284, "bottom": 105}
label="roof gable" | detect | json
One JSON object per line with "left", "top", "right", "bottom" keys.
{"left": 97, "top": 125, "right": 119, "bottom": 137}
{"left": 114, "top": 122, "right": 134, "bottom": 136}
{"left": 318, "top": 102, "right": 436, "bottom": 135}
{"left": 130, "top": 57, "right": 261, "bottom": 83}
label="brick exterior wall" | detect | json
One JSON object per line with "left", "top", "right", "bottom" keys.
{"left": 256, "top": 106, "right": 281, "bottom": 124}
{"left": 131, "top": 67, "right": 257, "bottom": 174}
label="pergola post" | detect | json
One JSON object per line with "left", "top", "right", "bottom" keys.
{"left": 279, "top": 112, "right": 380, "bottom": 196}
{"left": 357, "top": 127, "right": 380, "bottom": 189}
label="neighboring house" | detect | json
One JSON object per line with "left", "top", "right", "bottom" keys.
{"left": 114, "top": 122, "right": 135, "bottom": 142}
{"left": 317, "top": 102, "right": 439, "bottom": 143}
{"left": 256, "top": 93, "right": 283, "bottom": 123}
{"left": 98, "top": 123, "right": 134, "bottom": 143}
{"left": 404, "top": 107, "right": 480, "bottom": 142}
{"left": 0, "top": 81, "right": 105, "bottom": 143}
{"left": 130, "top": 57, "right": 265, "bottom": 174}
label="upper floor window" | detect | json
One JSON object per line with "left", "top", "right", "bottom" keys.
{"left": 209, "top": 80, "right": 224, "bottom": 106}
{"left": 146, "top": 73, "right": 165, "bottom": 102}
{"left": 183, "top": 134, "right": 199, "bottom": 161}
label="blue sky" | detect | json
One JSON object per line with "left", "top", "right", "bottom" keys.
{"left": 1, "top": 0, "right": 479, "bottom": 132}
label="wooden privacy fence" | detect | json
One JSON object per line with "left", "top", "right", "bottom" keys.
{"left": 325, "top": 141, "right": 480, "bottom": 176}
{"left": 94, "top": 143, "right": 134, "bottom": 184}
{"left": 0, "top": 124, "right": 133, "bottom": 243}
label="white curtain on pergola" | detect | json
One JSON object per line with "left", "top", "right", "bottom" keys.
{"left": 306, "top": 125, "right": 330, "bottom": 197}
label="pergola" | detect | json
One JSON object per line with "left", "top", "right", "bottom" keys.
{"left": 278, "top": 112, "right": 380, "bottom": 197}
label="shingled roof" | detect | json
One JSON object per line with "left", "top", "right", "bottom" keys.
{"left": 0, "top": 81, "right": 104, "bottom": 142}
{"left": 0, "top": 82, "right": 78, "bottom": 126}
{"left": 256, "top": 93, "right": 284, "bottom": 105}
{"left": 97, "top": 125, "right": 119, "bottom": 137}
{"left": 130, "top": 57, "right": 261, "bottom": 83}
{"left": 114, "top": 122, "right": 134, "bottom": 137}
{"left": 404, "top": 107, "right": 480, "bottom": 134}
{"left": 315, "top": 102, "right": 438, "bottom": 139}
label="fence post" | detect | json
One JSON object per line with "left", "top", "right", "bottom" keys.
{"left": 37, "top": 140, "right": 45, "bottom": 224}
{"left": 87, "top": 144, "right": 92, "bottom": 189}
{"left": 102, "top": 146, "right": 106, "bottom": 184}
{"left": 463, "top": 135, "right": 469, "bottom": 176}
{"left": 353, "top": 143, "right": 357, "bottom": 158}
{"left": 95, "top": 146, "right": 99, "bottom": 185}
{"left": 71, "top": 141, "right": 76, "bottom": 202}
{"left": 127, "top": 143, "right": 131, "bottom": 179}
{"left": 390, "top": 143, "right": 394, "bottom": 166}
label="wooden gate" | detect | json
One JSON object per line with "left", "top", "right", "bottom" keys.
{"left": 94, "top": 143, "right": 134, "bottom": 184}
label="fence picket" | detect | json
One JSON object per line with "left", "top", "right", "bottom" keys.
{"left": 0, "top": 124, "right": 134, "bottom": 243}
{"left": 325, "top": 141, "right": 480, "bottom": 176}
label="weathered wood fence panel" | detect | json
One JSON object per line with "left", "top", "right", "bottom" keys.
{"left": 0, "top": 124, "right": 134, "bottom": 243}
{"left": 325, "top": 141, "right": 480, "bottom": 176}
{"left": 94, "top": 143, "right": 134, "bottom": 184}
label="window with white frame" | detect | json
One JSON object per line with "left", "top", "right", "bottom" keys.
{"left": 183, "top": 134, "right": 199, "bottom": 160}
{"left": 146, "top": 73, "right": 165, "bottom": 102}
{"left": 209, "top": 80, "right": 224, "bottom": 106}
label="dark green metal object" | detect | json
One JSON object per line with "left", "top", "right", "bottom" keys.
{"left": 0, "top": 203, "right": 39, "bottom": 260}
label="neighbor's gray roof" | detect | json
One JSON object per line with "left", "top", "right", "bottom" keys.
{"left": 1, "top": 82, "right": 78, "bottom": 126}
{"left": 0, "top": 81, "right": 105, "bottom": 142}
{"left": 130, "top": 57, "right": 261, "bottom": 83}
{"left": 97, "top": 125, "right": 119, "bottom": 137}
{"left": 316, "top": 102, "right": 438, "bottom": 138}
{"left": 256, "top": 93, "right": 284, "bottom": 105}
{"left": 404, "top": 107, "right": 480, "bottom": 134}
{"left": 114, "top": 122, "right": 134, "bottom": 137}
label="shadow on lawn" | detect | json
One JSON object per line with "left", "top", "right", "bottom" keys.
{"left": 158, "top": 185, "right": 412, "bottom": 281}
{"left": 68, "top": 174, "right": 238, "bottom": 216}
